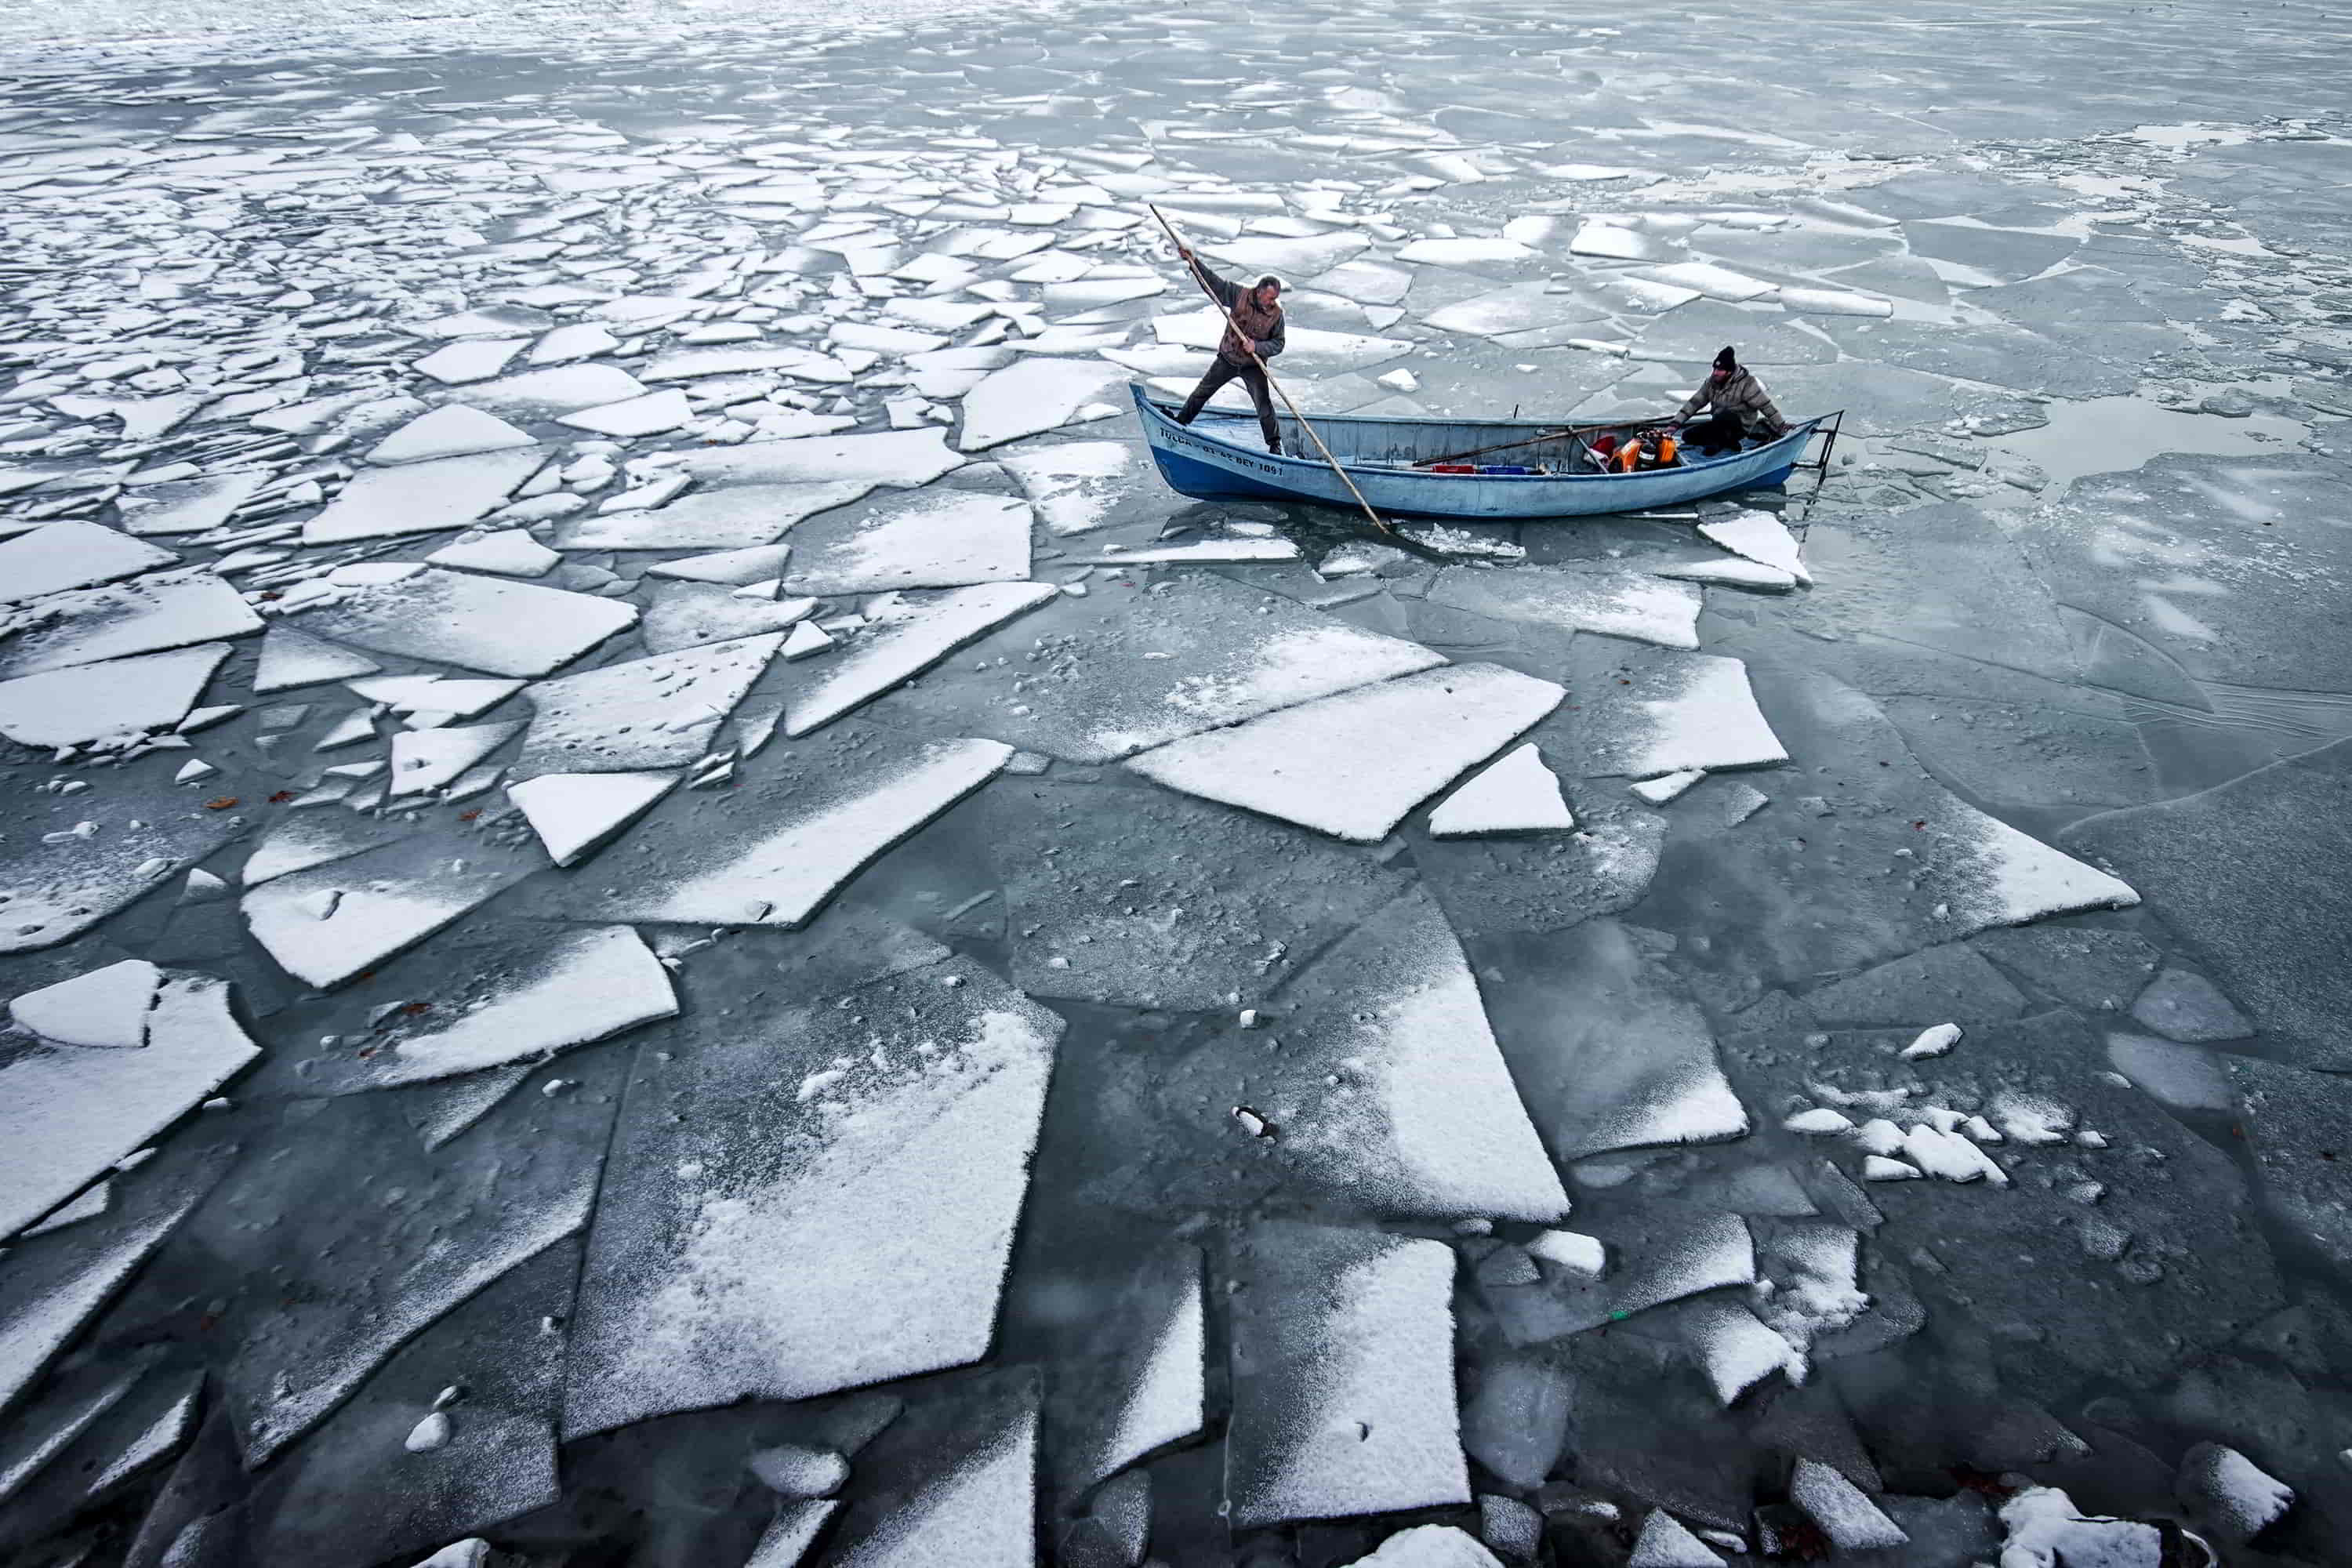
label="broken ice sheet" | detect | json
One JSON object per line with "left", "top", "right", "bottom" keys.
{"left": 284, "top": 567, "right": 636, "bottom": 677}
{"left": 1163, "top": 889, "right": 1568, "bottom": 1221}
{"left": 1427, "top": 742, "right": 1574, "bottom": 837}
{"left": 388, "top": 720, "right": 524, "bottom": 797}
{"left": 252, "top": 626, "right": 381, "bottom": 693}
{"left": 0, "top": 756, "right": 244, "bottom": 953}
{"left": 813, "top": 1369, "right": 1040, "bottom": 1568}
{"left": 0, "top": 972, "right": 255, "bottom": 1239}
{"left": 1424, "top": 564, "right": 1700, "bottom": 650}
{"left": 0, "top": 521, "right": 179, "bottom": 604}
{"left": 781, "top": 490, "right": 1032, "bottom": 594}
{"left": 565, "top": 725, "right": 1008, "bottom": 929}
{"left": 365, "top": 405, "right": 537, "bottom": 466}
{"left": 563, "top": 957, "right": 1060, "bottom": 1436}
{"left": 958, "top": 357, "right": 1128, "bottom": 451}
{"left": 9, "top": 957, "right": 158, "bottom": 1050}
{"left": 1049, "top": 1243, "right": 1203, "bottom": 1494}
{"left": 786, "top": 582, "right": 1058, "bottom": 736}
{"left": 300, "top": 448, "right": 546, "bottom": 546}
{"left": 111, "top": 471, "right": 267, "bottom": 536}
{"left": 1489, "top": 1200, "right": 1755, "bottom": 1347}
{"left": 639, "top": 582, "right": 816, "bottom": 657}
{"left": 0, "top": 566, "right": 260, "bottom": 681}
{"left": 1225, "top": 1221, "right": 1467, "bottom": 1527}
{"left": 249, "top": 1243, "right": 573, "bottom": 1568}
{"left": 510, "top": 771, "right": 681, "bottom": 868}
{"left": 1126, "top": 664, "right": 1565, "bottom": 843}
{"left": 895, "top": 572, "right": 1443, "bottom": 762}
{"left": 1485, "top": 919, "right": 1748, "bottom": 1163}
{"left": 677, "top": 426, "right": 967, "bottom": 489}
{"left": 242, "top": 836, "right": 543, "bottom": 989}
{"left": 198, "top": 1061, "right": 616, "bottom": 1464}
{"left": 0, "top": 1138, "right": 233, "bottom": 1417}
{"left": 987, "top": 777, "right": 1408, "bottom": 1008}
{"left": 557, "top": 479, "right": 876, "bottom": 551}
{"left": 518, "top": 640, "right": 785, "bottom": 778}
{"left": 290, "top": 926, "right": 676, "bottom": 1094}
{"left": 996, "top": 439, "right": 1157, "bottom": 535}
{"left": 1564, "top": 645, "right": 1787, "bottom": 778}
{"left": 0, "top": 643, "right": 229, "bottom": 748}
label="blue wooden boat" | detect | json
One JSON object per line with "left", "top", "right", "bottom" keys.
{"left": 1131, "top": 383, "right": 1841, "bottom": 521}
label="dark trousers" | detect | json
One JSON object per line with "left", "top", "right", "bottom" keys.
{"left": 1686, "top": 409, "right": 1748, "bottom": 455}
{"left": 1175, "top": 356, "right": 1281, "bottom": 451}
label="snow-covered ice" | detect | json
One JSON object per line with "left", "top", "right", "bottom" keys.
{"left": 283, "top": 568, "right": 636, "bottom": 677}
{"left": 301, "top": 448, "right": 546, "bottom": 545}
{"left": 563, "top": 958, "right": 1058, "bottom": 1433}
{"left": 1226, "top": 1222, "right": 1467, "bottom": 1526}
{"left": 1126, "top": 664, "right": 1565, "bottom": 842}
{"left": 784, "top": 583, "right": 1058, "bottom": 736}
{"left": 0, "top": 521, "right": 178, "bottom": 604}
{"left": 782, "top": 491, "right": 1031, "bottom": 594}
{"left": 0, "top": 643, "right": 229, "bottom": 748}
{"left": 1428, "top": 744, "right": 1575, "bottom": 837}
{"left": 1426, "top": 565, "right": 1702, "bottom": 650}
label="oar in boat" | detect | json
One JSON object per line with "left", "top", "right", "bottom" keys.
{"left": 1147, "top": 203, "right": 1393, "bottom": 536}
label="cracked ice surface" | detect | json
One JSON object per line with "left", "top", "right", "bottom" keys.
{"left": 3, "top": 2, "right": 2351, "bottom": 1559}
{"left": 564, "top": 958, "right": 1059, "bottom": 1435}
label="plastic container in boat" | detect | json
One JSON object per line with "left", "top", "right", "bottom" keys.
{"left": 1479, "top": 464, "right": 1533, "bottom": 475}
{"left": 1428, "top": 463, "right": 1477, "bottom": 474}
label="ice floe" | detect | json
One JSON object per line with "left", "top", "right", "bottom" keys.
{"left": 0, "top": 522, "right": 178, "bottom": 604}
{"left": 1226, "top": 1222, "right": 1466, "bottom": 1526}
{"left": 958, "top": 358, "right": 1129, "bottom": 452}
{"left": 782, "top": 491, "right": 1031, "bottom": 593}
{"left": 1566, "top": 648, "right": 1787, "bottom": 777}
{"left": 0, "top": 567, "right": 260, "bottom": 680}
{"left": 785, "top": 583, "right": 1058, "bottom": 736}
{"left": 510, "top": 771, "right": 680, "bottom": 866}
{"left": 1425, "top": 564, "right": 1701, "bottom": 650}
{"left": 241, "top": 839, "right": 542, "bottom": 989}
{"left": 281, "top": 567, "right": 635, "bottom": 677}
{"left": 365, "top": 405, "right": 537, "bottom": 466}
{"left": 558, "top": 480, "right": 873, "bottom": 550}
{"left": 0, "top": 643, "right": 229, "bottom": 748}
{"left": 566, "top": 728, "right": 1008, "bottom": 928}
{"left": 8, "top": 958, "right": 158, "bottom": 1051}
{"left": 679, "top": 427, "right": 966, "bottom": 488}
{"left": 0, "top": 973, "right": 253, "bottom": 1239}
{"left": 1125, "top": 664, "right": 1565, "bottom": 842}
{"left": 301, "top": 448, "right": 547, "bottom": 545}
{"left": 564, "top": 959, "right": 1058, "bottom": 1433}
{"left": 1428, "top": 743, "right": 1575, "bottom": 837}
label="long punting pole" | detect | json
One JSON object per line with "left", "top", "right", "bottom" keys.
{"left": 1148, "top": 203, "right": 1393, "bottom": 536}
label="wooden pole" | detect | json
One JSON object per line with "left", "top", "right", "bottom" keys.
{"left": 1148, "top": 203, "right": 1393, "bottom": 536}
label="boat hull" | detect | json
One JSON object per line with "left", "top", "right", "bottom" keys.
{"left": 1131, "top": 383, "right": 1824, "bottom": 520}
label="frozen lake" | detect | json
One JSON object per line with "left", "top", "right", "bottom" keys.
{"left": 2, "top": 0, "right": 2350, "bottom": 1564}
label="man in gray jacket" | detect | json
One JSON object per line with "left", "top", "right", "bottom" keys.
{"left": 1679, "top": 346, "right": 1788, "bottom": 455}
{"left": 1171, "top": 246, "right": 1287, "bottom": 454}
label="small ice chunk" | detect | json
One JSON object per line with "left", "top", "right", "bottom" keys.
{"left": 1853, "top": 1118, "right": 1905, "bottom": 1156}
{"left": 644, "top": 544, "right": 793, "bottom": 586}
{"left": 0, "top": 644, "right": 230, "bottom": 748}
{"left": 365, "top": 405, "right": 538, "bottom": 466}
{"left": 388, "top": 722, "right": 524, "bottom": 797}
{"left": 782, "top": 620, "right": 833, "bottom": 660}
{"left": 958, "top": 358, "right": 1128, "bottom": 450}
{"left": 9, "top": 960, "right": 160, "bottom": 1050}
{"left": 1339, "top": 1525, "right": 1505, "bottom": 1566}
{"left": 1901, "top": 1022, "right": 1962, "bottom": 1059}
{"left": 1789, "top": 1457, "right": 1907, "bottom": 1549}
{"left": 1428, "top": 743, "right": 1574, "bottom": 837}
{"left": 509, "top": 772, "right": 678, "bottom": 866}
{"left": 254, "top": 627, "right": 382, "bottom": 692}
{"left": 1631, "top": 769, "right": 1704, "bottom": 805}
{"left": 557, "top": 390, "right": 695, "bottom": 438}
{"left": 1697, "top": 510, "right": 1812, "bottom": 585}
{"left": 1526, "top": 1229, "right": 1606, "bottom": 1276}
{"left": 427, "top": 530, "right": 561, "bottom": 578}
{"left": 1861, "top": 1156, "right": 1922, "bottom": 1181}
{"left": 1628, "top": 1510, "right": 1726, "bottom": 1566}
{"left": 747, "top": 1442, "right": 850, "bottom": 1499}
{"left": 2176, "top": 1442, "right": 2292, "bottom": 1542}
{"left": 404, "top": 1411, "right": 453, "bottom": 1453}
{"left": 303, "top": 448, "right": 546, "bottom": 545}
{"left": 1784, "top": 1108, "right": 1853, "bottom": 1136}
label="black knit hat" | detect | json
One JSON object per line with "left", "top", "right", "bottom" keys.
{"left": 1713, "top": 345, "right": 1738, "bottom": 372}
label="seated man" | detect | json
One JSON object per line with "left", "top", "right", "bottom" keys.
{"left": 1171, "top": 245, "right": 1287, "bottom": 455}
{"left": 1678, "top": 346, "right": 1789, "bottom": 455}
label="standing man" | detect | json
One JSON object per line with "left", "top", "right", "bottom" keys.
{"left": 1678, "top": 346, "right": 1789, "bottom": 456}
{"left": 1171, "top": 245, "right": 1287, "bottom": 456}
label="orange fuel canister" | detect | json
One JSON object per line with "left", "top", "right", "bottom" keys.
{"left": 1615, "top": 441, "right": 1644, "bottom": 473}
